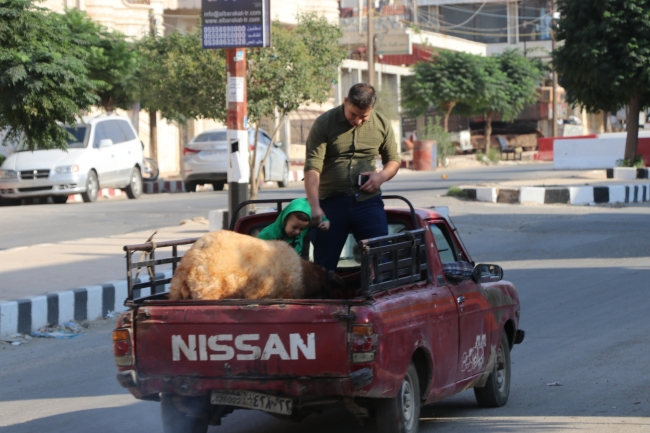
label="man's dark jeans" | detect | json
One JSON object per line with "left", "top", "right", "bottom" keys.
{"left": 311, "top": 194, "right": 388, "bottom": 271}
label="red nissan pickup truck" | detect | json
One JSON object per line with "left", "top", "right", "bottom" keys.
{"left": 113, "top": 196, "right": 524, "bottom": 433}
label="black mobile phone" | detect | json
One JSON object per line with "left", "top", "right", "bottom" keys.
{"left": 358, "top": 175, "right": 370, "bottom": 186}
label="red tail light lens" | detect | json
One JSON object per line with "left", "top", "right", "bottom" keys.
{"left": 113, "top": 328, "right": 133, "bottom": 366}
{"left": 350, "top": 325, "right": 377, "bottom": 363}
{"left": 183, "top": 147, "right": 200, "bottom": 155}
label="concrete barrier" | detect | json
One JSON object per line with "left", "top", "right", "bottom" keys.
{"left": 555, "top": 138, "right": 626, "bottom": 170}
{"left": 569, "top": 186, "right": 594, "bottom": 205}
{"left": 520, "top": 187, "right": 545, "bottom": 204}
{"left": 476, "top": 187, "right": 497, "bottom": 203}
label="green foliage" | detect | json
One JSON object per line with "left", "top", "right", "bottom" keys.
{"left": 401, "top": 50, "right": 484, "bottom": 127}
{"left": 0, "top": 0, "right": 99, "bottom": 150}
{"left": 616, "top": 156, "right": 645, "bottom": 168}
{"left": 487, "top": 147, "right": 501, "bottom": 163}
{"left": 248, "top": 14, "right": 346, "bottom": 124}
{"left": 553, "top": 0, "right": 650, "bottom": 114}
{"left": 553, "top": 0, "right": 650, "bottom": 159}
{"left": 0, "top": 154, "right": 5, "bottom": 166}
{"left": 374, "top": 86, "right": 400, "bottom": 121}
{"left": 419, "top": 116, "right": 455, "bottom": 163}
{"left": 446, "top": 186, "right": 469, "bottom": 198}
{"left": 57, "top": 9, "right": 139, "bottom": 111}
{"left": 136, "top": 29, "right": 227, "bottom": 124}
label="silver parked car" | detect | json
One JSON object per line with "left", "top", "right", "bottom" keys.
{"left": 0, "top": 116, "right": 144, "bottom": 205}
{"left": 182, "top": 128, "right": 290, "bottom": 192}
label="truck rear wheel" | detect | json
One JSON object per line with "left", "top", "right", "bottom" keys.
{"left": 376, "top": 362, "right": 420, "bottom": 433}
{"left": 161, "top": 394, "right": 209, "bottom": 433}
{"left": 474, "top": 332, "right": 511, "bottom": 408}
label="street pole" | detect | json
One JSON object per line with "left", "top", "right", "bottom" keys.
{"left": 368, "top": 3, "right": 375, "bottom": 86}
{"left": 551, "top": 3, "right": 558, "bottom": 137}
{"left": 226, "top": 48, "right": 250, "bottom": 224}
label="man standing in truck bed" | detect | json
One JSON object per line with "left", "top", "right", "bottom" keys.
{"left": 304, "top": 83, "right": 401, "bottom": 271}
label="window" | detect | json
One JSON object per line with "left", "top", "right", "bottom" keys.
{"left": 258, "top": 132, "right": 271, "bottom": 146}
{"left": 429, "top": 224, "right": 458, "bottom": 264}
{"left": 93, "top": 122, "right": 109, "bottom": 147}
{"left": 518, "top": 0, "right": 552, "bottom": 42}
{"left": 116, "top": 120, "right": 137, "bottom": 141}
{"left": 193, "top": 131, "right": 228, "bottom": 142}
{"left": 105, "top": 120, "right": 127, "bottom": 144}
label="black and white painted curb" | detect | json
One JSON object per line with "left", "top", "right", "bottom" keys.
{"left": 605, "top": 167, "right": 649, "bottom": 180}
{"left": 0, "top": 270, "right": 172, "bottom": 338}
{"left": 460, "top": 184, "right": 650, "bottom": 205}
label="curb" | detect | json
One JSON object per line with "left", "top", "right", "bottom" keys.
{"left": 143, "top": 180, "right": 185, "bottom": 194}
{"left": 605, "top": 168, "right": 649, "bottom": 180}
{"left": 0, "top": 270, "right": 172, "bottom": 338}
{"left": 459, "top": 184, "right": 650, "bottom": 205}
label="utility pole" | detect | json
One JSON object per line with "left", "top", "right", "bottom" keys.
{"left": 226, "top": 48, "right": 250, "bottom": 222}
{"left": 551, "top": 2, "right": 558, "bottom": 137}
{"left": 368, "top": 2, "right": 375, "bottom": 86}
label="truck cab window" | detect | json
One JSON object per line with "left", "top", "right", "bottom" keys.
{"left": 430, "top": 224, "right": 459, "bottom": 264}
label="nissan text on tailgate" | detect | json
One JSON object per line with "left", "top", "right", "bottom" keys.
{"left": 112, "top": 196, "right": 525, "bottom": 433}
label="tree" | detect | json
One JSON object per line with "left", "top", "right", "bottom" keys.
{"left": 246, "top": 13, "right": 347, "bottom": 199}
{"left": 401, "top": 50, "right": 485, "bottom": 132}
{"left": 56, "top": 9, "right": 139, "bottom": 112}
{"left": 471, "top": 50, "right": 543, "bottom": 153}
{"left": 0, "top": 0, "right": 98, "bottom": 150}
{"left": 136, "top": 28, "right": 227, "bottom": 163}
{"left": 553, "top": 0, "right": 650, "bottom": 163}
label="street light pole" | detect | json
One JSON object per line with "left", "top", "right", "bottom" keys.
{"left": 368, "top": 3, "right": 375, "bottom": 86}
{"left": 226, "top": 48, "right": 249, "bottom": 223}
{"left": 551, "top": 2, "right": 558, "bottom": 137}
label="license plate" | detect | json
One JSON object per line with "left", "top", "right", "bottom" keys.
{"left": 200, "top": 150, "right": 226, "bottom": 160}
{"left": 210, "top": 390, "right": 293, "bottom": 415}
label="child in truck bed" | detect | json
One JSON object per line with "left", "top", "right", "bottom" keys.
{"left": 258, "top": 198, "right": 329, "bottom": 256}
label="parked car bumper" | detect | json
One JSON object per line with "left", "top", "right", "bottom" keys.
{"left": 183, "top": 172, "right": 228, "bottom": 183}
{"left": 0, "top": 172, "right": 88, "bottom": 198}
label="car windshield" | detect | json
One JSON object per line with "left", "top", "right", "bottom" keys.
{"left": 193, "top": 131, "right": 228, "bottom": 142}
{"left": 15, "top": 126, "right": 88, "bottom": 151}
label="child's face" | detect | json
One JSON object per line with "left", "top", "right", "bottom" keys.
{"left": 284, "top": 213, "right": 310, "bottom": 238}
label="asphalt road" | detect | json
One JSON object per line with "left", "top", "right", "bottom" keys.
{"left": 0, "top": 162, "right": 584, "bottom": 250}
{"left": 1, "top": 187, "right": 648, "bottom": 432}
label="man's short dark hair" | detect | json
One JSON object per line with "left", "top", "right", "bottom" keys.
{"left": 347, "top": 83, "right": 376, "bottom": 110}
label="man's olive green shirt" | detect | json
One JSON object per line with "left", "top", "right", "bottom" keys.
{"left": 305, "top": 105, "right": 400, "bottom": 201}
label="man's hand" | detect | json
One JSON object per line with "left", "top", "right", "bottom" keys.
{"left": 311, "top": 205, "right": 326, "bottom": 226}
{"left": 359, "top": 161, "right": 400, "bottom": 194}
{"left": 318, "top": 220, "right": 330, "bottom": 231}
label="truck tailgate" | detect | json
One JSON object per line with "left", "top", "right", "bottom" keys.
{"left": 134, "top": 303, "right": 351, "bottom": 378}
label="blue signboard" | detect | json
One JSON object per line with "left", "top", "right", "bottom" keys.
{"left": 202, "top": 0, "right": 271, "bottom": 49}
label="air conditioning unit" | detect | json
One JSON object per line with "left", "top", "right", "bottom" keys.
{"left": 539, "top": 87, "right": 552, "bottom": 103}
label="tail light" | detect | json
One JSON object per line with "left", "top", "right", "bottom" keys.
{"left": 183, "top": 147, "right": 200, "bottom": 156}
{"left": 113, "top": 328, "right": 133, "bottom": 367}
{"left": 350, "top": 324, "right": 377, "bottom": 363}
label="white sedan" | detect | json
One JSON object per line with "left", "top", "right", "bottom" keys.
{"left": 0, "top": 116, "right": 144, "bottom": 205}
{"left": 182, "top": 128, "right": 290, "bottom": 192}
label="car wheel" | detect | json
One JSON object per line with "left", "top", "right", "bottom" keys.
{"left": 184, "top": 181, "right": 197, "bottom": 193}
{"left": 161, "top": 394, "right": 209, "bottom": 433}
{"left": 52, "top": 195, "right": 68, "bottom": 204}
{"left": 376, "top": 362, "right": 420, "bottom": 433}
{"left": 81, "top": 171, "right": 99, "bottom": 203}
{"left": 125, "top": 168, "right": 143, "bottom": 199}
{"left": 474, "top": 332, "right": 511, "bottom": 408}
{"left": 211, "top": 181, "right": 225, "bottom": 191}
{"left": 278, "top": 163, "right": 289, "bottom": 188}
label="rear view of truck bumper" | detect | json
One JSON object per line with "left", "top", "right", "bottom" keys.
{"left": 124, "top": 375, "right": 364, "bottom": 401}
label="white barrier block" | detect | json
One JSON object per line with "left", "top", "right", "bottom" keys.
{"left": 0, "top": 301, "right": 18, "bottom": 337}
{"left": 608, "top": 186, "right": 626, "bottom": 203}
{"left": 86, "top": 285, "right": 103, "bottom": 321}
{"left": 209, "top": 209, "right": 227, "bottom": 232}
{"left": 569, "top": 186, "right": 594, "bottom": 205}
{"left": 554, "top": 138, "right": 625, "bottom": 170}
{"left": 520, "top": 187, "right": 546, "bottom": 204}
{"left": 476, "top": 187, "right": 497, "bottom": 203}
{"left": 613, "top": 167, "right": 637, "bottom": 180}
{"left": 31, "top": 296, "right": 48, "bottom": 331}
{"left": 112, "top": 280, "right": 129, "bottom": 313}
{"left": 58, "top": 291, "right": 75, "bottom": 324}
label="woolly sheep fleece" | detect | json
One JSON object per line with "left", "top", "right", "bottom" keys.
{"left": 169, "top": 230, "right": 330, "bottom": 300}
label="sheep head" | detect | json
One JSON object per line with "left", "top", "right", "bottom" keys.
{"left": 301, "top": 261, "right": 346, "bottom": 299}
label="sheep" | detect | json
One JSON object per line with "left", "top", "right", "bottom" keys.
{"left": 169, "top": 230, "right": 344, "bottom": 301}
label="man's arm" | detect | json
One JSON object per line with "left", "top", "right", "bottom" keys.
{"left": 304, "top": 170, "right": 325, "bottom": 225}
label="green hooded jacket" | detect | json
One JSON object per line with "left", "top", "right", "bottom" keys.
{"left": 258, "top": 198, "right": 324, "bottom": 256}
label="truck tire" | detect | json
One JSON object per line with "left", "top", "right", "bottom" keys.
{"left": 161, "top": 394, "right": 209, "bottom": 433}
{"left": 184, "top": 181, "right": 197, "bottom": 193}
{"left": 474, "top": 332, "right": 511, "bottom": 408}
{"left": 376, "top": 362, "right": 420, "bottom": 433}
{"left": 211, "top": 181, "right": 225, "bottom": 191}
